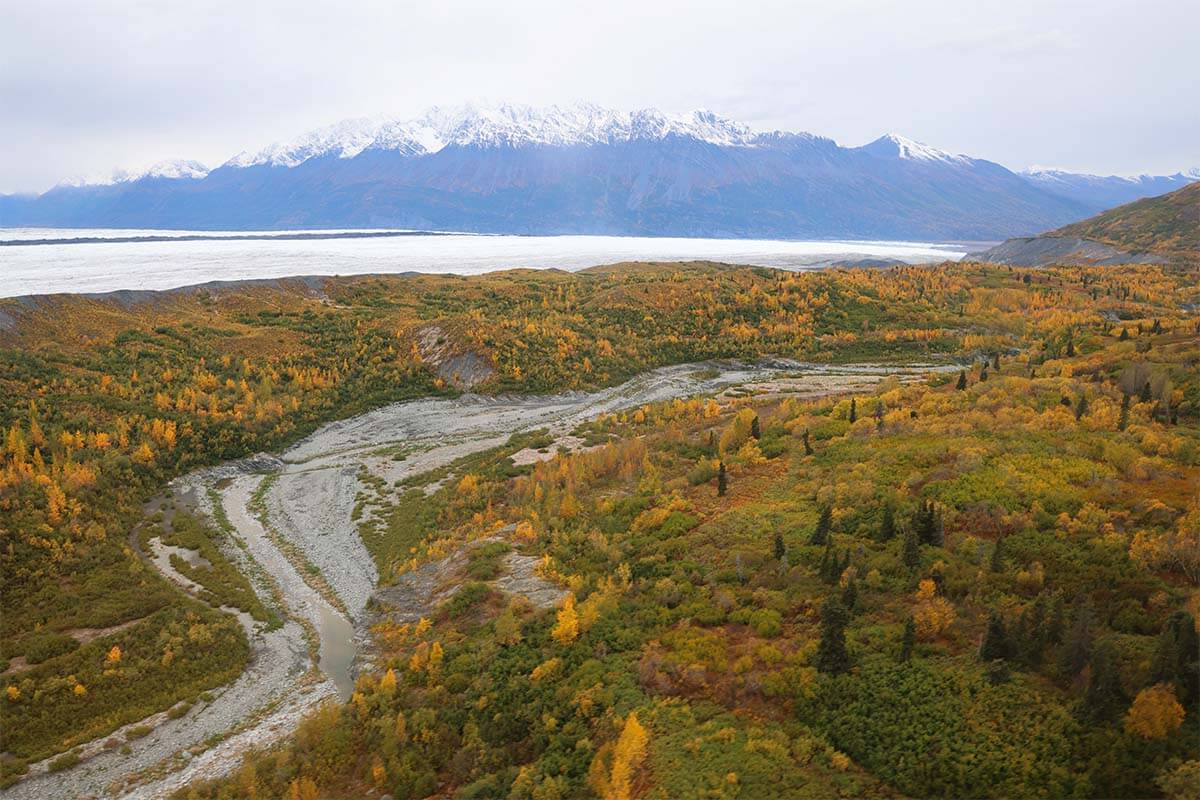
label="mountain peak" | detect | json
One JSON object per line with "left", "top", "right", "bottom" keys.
{"left": 118, "top": 159, "right": 210, "bottom": 182}
{"left": 858, "top": 133, "right": 971, "bottom": 165}
{"left": 222, "top": 103, "right": 764, "bottom": 169}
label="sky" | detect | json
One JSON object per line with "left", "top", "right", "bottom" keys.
{"left": 1, "top": 0, "right": 1197, "bottom": 193}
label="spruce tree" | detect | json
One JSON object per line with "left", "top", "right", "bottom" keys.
{"left": 915, "top": 500, "right": 942, "bottom": 546}
{"left": 989, "top": 537, "right": 1005, "bottom": 572}
{"left": 979, "top": 610, "right": 1013, "bottom": 662}
{"left": 902, "top": 527, "right": 920, "bottom": 570}
{"left": 1140, "top": 381, "right": 1152, "bottom": 403}
{"left": 773, "top": 531, "right": 786, "bottom": 562}
{"left": 980, "top": 367, "right": 988, "bottom": 382}
{"left": 878, "top": 504, "right": 896, "bottom": 541}
{"left": 750, "top": 415, "right": 761, "bottom": 440}
{"left": 818, "top": 542, "right": 832, "bottom": 582}
{"left": 1150, "top": 611, "right": 1200, "bottom": 708}
{"left": 802, "top": 428, "right": 813, "bottom": 456}
{"left": 1066, "top": 336, "right": 1075, "bottom": 357}
{"left": 816, "top": 596, "right": 851, "bottom": 674}
{"left": 717, "top": 461, "right": 727, "bottom": 497}
{"left": 992, "top": 352, "right": 1001, "bottom": 371}
{"left": 1046, "top": 594, "right": 1066, "bottom": 646}
{"left": 1118, "top": 394, "right": 1130, "bottom": 431}
{"left": 1081, "top": 642, "right": 1127, "bottom": 723}
{"left": 900, "top": 617, "right": 916, "bottom": 661}
{"left": 1018, "top": 596, "right": 1047, "bottom": 668}
{"left": 1074, "top": 394, "right": 1088, "bottom": 421}
{"left": 841, "top": 579, "right": 858, "bottom": 614}
{"left": 848, "top": 398, "right": 857, "bottom": 423}
{"left": 810, "top": 506, "right": 832, "bottom": 546}
{"left": 1119, "top": 327, "right": 1129, "bottom": 341}
{"left": 1058, "top": 599, "right": 1094, "bottom": 678}
{"left": 929, "top": 507, "right": 944, "bottom": 548}
{"left": 956, "top": 370, "right": 967, "bottom": 391}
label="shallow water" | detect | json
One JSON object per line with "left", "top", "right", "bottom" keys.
{"left": 0, "top": 228, "right": 969, "bottom": 297}
{"left": 316, "top": 606, "right": 356, "bottom": 701}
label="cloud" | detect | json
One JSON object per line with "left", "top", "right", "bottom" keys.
{"left": 0, "top": 0, "right": 1196, "bottom": 192}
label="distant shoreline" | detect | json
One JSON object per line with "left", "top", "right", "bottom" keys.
{"left": 0, "top": 230, "right": 459, "bottom": 247}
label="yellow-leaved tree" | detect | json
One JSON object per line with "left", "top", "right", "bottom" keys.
{"left": 1124, "top": 684, "right": 1185, "bottom": 739}
{"left": 912, "top": 579, "right": 956, "bottom": 639}
{"left": 609, "top": 712, "right": 649, "bottom": 800}
{"left": 591, "top": 712, "right": 649, "bottom": 800}
{"left": 552, "top": 595, "right": 580, "bottom": 644}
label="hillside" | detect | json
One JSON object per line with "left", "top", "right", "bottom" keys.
{"left": 2, "top": 261, "right": 1199, "bottom": 798}
{"left": 969, "top": 182, "right": 1200, "bottom": 266}
{"left": 1051, "top": 181, "right": 1200, "bottom": 254}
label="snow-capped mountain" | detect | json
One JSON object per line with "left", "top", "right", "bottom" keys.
{"left": 225, "top": 103, "right": 761, "bottom": 169}
{"left": 856, "top": 133, "right": 972, "bottom": 166}
{"left": 2, "top": 103, "right": 1195, "bottom": 239}
{"left": 1021, "top": 167, "right": 1200, "bottom": 211}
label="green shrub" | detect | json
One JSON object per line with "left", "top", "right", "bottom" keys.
{"left": 47, "top": 751, "right": 81, "bottom": 773}
{"left": 22, "top": 632, "right": 79, "bottom": 664}
{"left": 749, "top": 608, "right": 783, "bottom": 638}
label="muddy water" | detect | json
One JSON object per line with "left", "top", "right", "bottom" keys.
{"left": 316, "top": 606, "right": 356, "bottom": 700}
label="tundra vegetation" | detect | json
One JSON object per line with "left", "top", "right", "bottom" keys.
{"left": 1, "top": 260, "right": 1199, "bottom": 797}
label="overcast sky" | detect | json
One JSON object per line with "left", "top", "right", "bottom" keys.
{"left": 2, "top": 0, "right": 1197, "bottom": 193}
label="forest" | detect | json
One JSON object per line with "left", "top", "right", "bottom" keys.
{"left": 2, "top": 258, "right": 1198, "bottom": 797}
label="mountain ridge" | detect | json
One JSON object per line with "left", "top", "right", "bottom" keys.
{"left": 3, "top": 103, "right": 1196, "bottom": 239}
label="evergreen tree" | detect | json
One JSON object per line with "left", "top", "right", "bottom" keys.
{"left": 873, "top": 399, "right": 885, "bottom": 423}
{"left": 1140, "top": 380, "right": 1152, "bottom": 403}
{"left": 1018, "top": 596, "right": 1047, "bottom": 668}
{"left": 1074, "top": 394, "right": 1088, "bottom": 421}
{"left": 1046, "top": 594, "right": 1066, "bottom": 646}
{"left": 956, "top": 370, "right": 967, "bottom": 391}
{"left": 980, "top": 367, "right": 989, "bottom": 382}
{"left": 989, "top": 537, "right": 1005, "bottom": 572}
{"left": 985, "top": 659, "right": 1011, "bottom": 685}
{"left": 1066, "top": 336, "right": 1075, "bottom": 357}
{"left": 773, "top": 531, "right": 786, "bottom": 562}
{"left": 841, "top": 579, "right": 858, "bottom": 614}
{"left": 878, "top": 504, "right": 896, "bottom": 541}
{"left": 992, "top": 352, "right": 1001, "bottom": 371}
{"left": 849, "top": 398, "right": 857, "bottom": 423}
{"left": 901, "top": 527, "right": 920, "bottom": 570}
{"left": 816, "top": 596, "right": 851, "bottom": 674}
{"left": 1058, "top": 599, "right": 1095, "bottom": 678}
{"left": 900, "top": 617, "right": 916, "bottom": 661}
{"left": 750, "top": 415, "right": 761, "bottom": 440}
{"left": 979, "top": 610, "right": 1013, "bottom": 662}
{"left": 717, "top": 461, "right": 727, "bottom": 497}
{"left": 1081, "top": 642, "right": 1127, "bottom": 723}
{"left": 818, "top": 541, "right": 834, "bottom": 583}
{"left": 810, "top": 505, "right": 832, "bottom": 546}
{"left": 1150, "top": 611, "right": 1200, "bottom": 708}
{"left": 1118, "top": 394, "right": 1130, "bottom": 431}
{"left": 1119, "top": 326, "right": 1129, "bottom": 341}
{"left": 929, "top": 507, "right": 944, "bottom": 548}
{"left": 802, "top": 428, "right": 813, "bottom": 456}
{"left": 915, "top": 500, "right": 942, "bottom": 547}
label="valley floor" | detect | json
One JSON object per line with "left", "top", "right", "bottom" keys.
{"left": 12, "top": 360, "right": 933, "bottom": 799}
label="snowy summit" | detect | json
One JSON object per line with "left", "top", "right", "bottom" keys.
{"left": 224, "top": 103, "right": 763, "bottom": 169}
